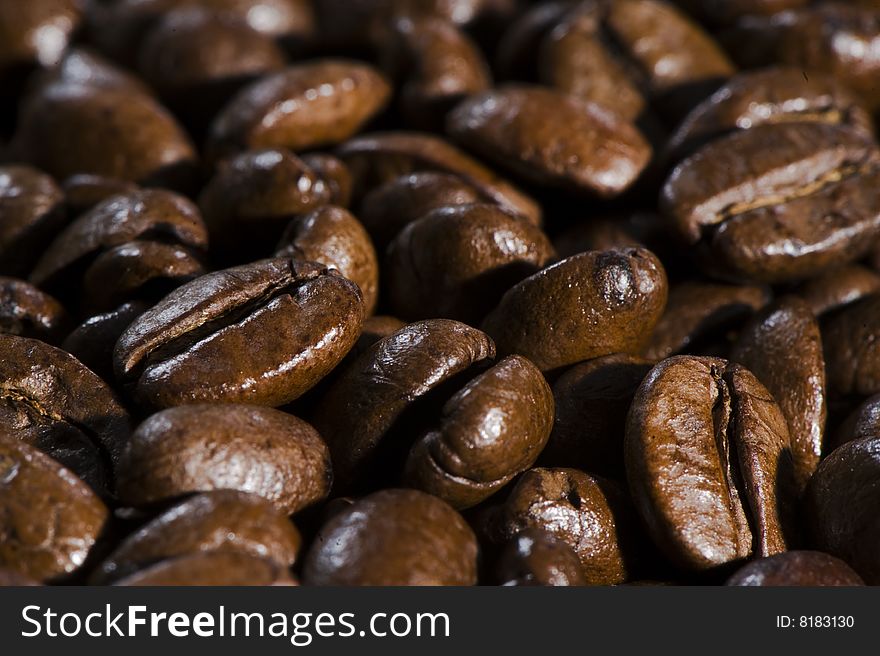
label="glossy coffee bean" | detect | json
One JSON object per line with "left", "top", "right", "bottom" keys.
{"left": 117, "top": 404, "right": 332, "bottom": 514}
{"left": 313, "top": 319, "right": 495, "bottom": 488}
{"left": 726, "top": 551, "right": 864, "bottom": 587}
{"left": 0, "top": 434, "right": 108, "bottom": 582}
{"left": 482, "top": 249, "right": 668, "bottom": 373}
{"left": 208, "top": 60, "right": 391, "bottom": 158}
{"left": 731, "top": 298, "right": 826, "bottom": 492}
{"left": 806, "top": 437, "right": 880, "bottom": 584}
{"left": 62, "top": 302, "right": 147, "bottom": 383}
{"left": 495, "top": 529, "right": 587, "bottom": 587}
{"left": 447, "top": 85, "right": 651, "bottom": 197}
{"left": 626, "top": 356, "right": 796, "bottom": 570}
{"left": 385, "top": 204, "right": 555, "bottom": 323}
{"left": 794, "top": 264, "right": 880, "bottom": 317}
{"left": 115, "top": 258, "right": 365, "bottom": 409}
{"left": 822, "top": 295, "right": 880, "bottom": 397}
{"left": 113, "top": 550, "right": 295, "bottom": 586}
{"left": 276, "top": 205, "right": 379, "bottom": 315}
{"left": 92, "top": 490, "right": 302, "bottom": 584}
{"left": 404, "top": 355, "right": 553, "bottom": 509}
{"left": 662, "top": 123, "right": 880, "bottom": 283}
{"left": 303, "top": 489, "right": 478, "bottom": 586}
{"left": 543, "top": 354, "right": 653, "bottom": 480}
{"left": 0, "top": 277, "right": 67, "bottom": 343}
{"left": 199, "top": 149, "right": 330, "bottom": 264}
{"left": 491, "top": 467, "right": 641, "bottom": 585}
{"left": 0, "top": 334, "right": 131, "bottom": 492}
{"left": 0, "top": 165, "right": 65, "bottom": 277}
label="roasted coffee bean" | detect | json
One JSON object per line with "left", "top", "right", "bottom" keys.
{"left": 113, "top": 550, "right": 296, "bottom": 586}
{"left": 543, "top": 354, "right": 653, "bottom": 480}
{"left": 831, "top": 394, "right": 880, "bottom": 454}
{"left": 13, "top": 82, "right": 197, "bottom": 188}
{"left": 62, "top": 302, "right": 148, "bottom": 383}
{"left": 495, "top": 528, "right": 587, "bottom": 586}
{"left": 358, "top": 172, "right": 486, "bottom": 251}
{"left": 806, "top": 437, "right": 880, "bottom": 584}
{"left": 662, "top": 123, "right": 880, "bottom": 283}
{"left": 0, "top": 165, "right": 65, "bottom": 277}
{"left": 0, "top": 434, "right": 108, "bottom": 582}
{"left": 0, "top": 334, "right": 131, "bottom": 492}
{"left": 303, "top": 488, "right": 477, "bottom": 586}
{"left": 208, "top": 60, "right": 391, "bottom": 158}
{"left": 667, "top": 66, "right": 874, "bottom": 164}
{"left": 313, "top": 319, "right": 495, "bottom": 489}
{"left": 337, "top": 131, "right": 542, "bottom": 225}
{"left": 0, "top": 277, "right": 67, "bottom": 342}
{"left": 115, "top": 258, "right": 364, "bottom": 409}
{"left": 482, "top": 249, "right": 668, "bottom": 373}
{"left": 199, "top": 149, "right": 331, "bottom": 264}
{"left": 62, "top": 174, "right": 139, "bottom": 218}
{"left": 447, "top": 85, "right": 651, "bottom": 197}
{"left": 276, "top": 205, "right": 379, "bottom": 315}
{"left": 117, "top": 404, "right": 332, "bottom": 514}
{"left": 822, "top": 295, "right": 880, "bottom": 397}
{"left": 539, "top": 0, "right": 734, "bottom": 122}
{"left": 626, "top": 356, "right": 796, "bottom": 570}
{"left": 643, "top": 281, "right": 770, "bottom": 361}
{"left": 0, "top": 0, "right": 82, "bottom": 78}
{"left": 491, "top": 467, "right": 641, "bottom": 585}
{"left": 385, "top": 204, "right": 554, "bottom": 324}
{"left": 731, "top": 298, "right": 826, "bottom": 493}
{"left": 92, "top": 490, "right": 301, "bottom": 584}
{"left": 726, "top": 551, "right": 864, "bottom": 586}
{"left": 794, "top": 264, "right": 880, "bottom": 316}
{"left": 383, "top": 17, "right": 491, "bottom": 131}
{"left": 301, "top": 153, "right": 352, "bottom": 208}
{"left": 404, "top": 355, "right": 553, "bottom": 509}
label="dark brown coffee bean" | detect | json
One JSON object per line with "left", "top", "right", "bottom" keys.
{"left": 0, "top": 0, "right": 82, "bottom": 76}
{"left": 831, "top": 394, "right": 880, "bottom": 454}
{"left": 662, "top": 123, "right": 880, "bottom": 283}
{"left": 667, "top": 66, "right": 874, "bottom": 163}
{"left": 0, "top": 434, "right": 108, "bottom": 582}
{"left": 117, "top": 404, "right": 332, "bottom": 515}
{"left": 731, "top": 298, "right": 826, "bottom": 493}
{"left": 482, "top": 249, "right": 668, "bottom": 373}
{"left": 404, "top": 355, "right": 553, "bottom": 509}
{"left": 303, "top": 488, "right": 478, "bottom": 585}
{"left": 62, "top": 174, "right": 139, "bottom": 218}
{"left": 115, "top": 258, "right": 364, "bottom": 409}
{"left": 301, "top": 153, "right": 352, "bottom": 208}
{"left": 384, "top": 17, "right": 491, "bottom": 131}
{"left": 544, "top": 354, "right": 653, "bottom": 479}
{"left": 92, "top": 489, "right": 302, "bottom": 584}
{"left": 726, "top": 550, "right": 864, "bottom": 586}
{"left": 625, "top": 356, "right": 796, "bottom": 570}
{"left": 113, "top": 550, "right": 296, "bottom": 586}
{"left": 0, "top": 334, "right": 131, "bottom": 492}
{"left": 13, "top": 82, "right": 197, "bottom": 188}
{"left": 495, "top": 528, "right": 587, "bottom": 586}
{"left": 276, "top": 205, "right": 379, "bottom": 315}
{"left": 447, "top": 85, "right": 651, "bottom": 197}
{"left": 806, "top": 436, "right": 880, "bottom": 584}
{"left": 208, "top": 60, "right": 391, "bottom": 158}
{"left": 385, "top": 204, "right": 555, "bottom": 324}
{"left": 794, "top": 264, "right": 880, "bottom": 316}
{"left": 337, "top": 131, "right": 542, "bottom": 226}
{"left": 492, "top": 467, "right": 640, "bottom": 585}
{"left": 62, "top": 302, "right": 148, "bottom": 383}
{"left": 823, "top": 295, "right": 880, "bottom": 398}
{"left": 313, "top": 319, "right": 495, "bottom": 488}
{"left": 0, "top": 277, "right": 67, "bottom": 343}
{"left": 644, "top": 281, "right": 770, "bottom": 361}
{"left": 0, "top": 165, "right": 64, "bottom": 277}
{"left": 199, "top": 149, "right": 331, "bottom": 264}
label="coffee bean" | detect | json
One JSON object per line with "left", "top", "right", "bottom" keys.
{"left": 626, "top": 356, "right": 797, "bottom": 570}
{"left": 822, "top": 295, "right": 880, "bottom": 397}
{"left": 115, "top": 258, "right": 365, "bottom": 409}
{"left": 794, "top": 264, "right": 880, "bottom": 316}
{"left": 300, "top": 153, "right": 352, "bottom": 208}
{"left": 117, "top": 404, "right": 332, "bottom": 514}
{"left": 303, "top": 488, "right": 477, "bottom": 585}
{"left": 830, "top": 394, "right": 880, "bottom": 454}
{"left": 482, "top": 249, "right": 668, "bottom": 373}
{"left": 113, "top": 550, "right": 296, "bottom": 586}
{"left": 62, "top": 174, "right": 139, "bottom": 218}
{"left": 62, "top": 302, "right": 148, "bottom": 384}
{"left": 0, "top": 277, "right": 67, "bottom": 343}
{"left": 0, "top": 0, "right": 82, "bottom": 77}
{"left": 495, "top": 528, "right": 587, "bottom": 586}
{"left": 726, "top": 551, "right": 864, "bottom": 586}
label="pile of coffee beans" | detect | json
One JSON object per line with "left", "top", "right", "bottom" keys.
{"left": 3, "top": 0, "right": 880, "bottom": 587}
